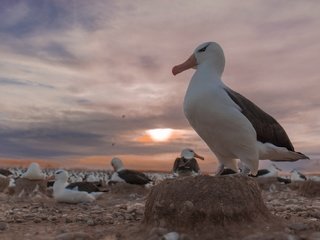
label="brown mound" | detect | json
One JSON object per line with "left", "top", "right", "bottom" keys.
{"left": 144, "top": 175, "right": 272, "bottom": 232}
{"left": 14, "top": 178, "right": 48, "bottom": 196}
{"left": 298, "top": 180, "right": 320, "bottom": 197}
{"left": 0, "top": 177, "right": 10, "bottom": 192}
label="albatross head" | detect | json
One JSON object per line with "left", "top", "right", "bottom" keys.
{"left": 111, "top": 157, "right": 125, "bottom": 171}
{"left": 181, "top": 148, "right": 205, "bottom": 161}
{"left": 54, "top": 170, "right": 69, "bottom": 183}
{"left": 172, "top": 42, "right": 225, "bottom": 76}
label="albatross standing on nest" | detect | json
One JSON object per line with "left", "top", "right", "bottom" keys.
{"left": 172, "top": 42, "right": 309, "bottom": 175}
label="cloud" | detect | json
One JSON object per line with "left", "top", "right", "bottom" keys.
{"left": 0, "top": 0, "right": 319, "bottom": 171}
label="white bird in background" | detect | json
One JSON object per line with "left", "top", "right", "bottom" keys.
{"left": 254, "top": 164, "right": 282, "bottom": 178}
{"left": 290, "top": 169, "right": 307, "bottom": 182}
{"left": 172, "top": 41, "right": 309, "bottom": 175}
{"left": 21, "top": 162, "right": 46, "bottom": 180}
{"left": 52, "top": 170, "right": 102, "bottom": 204}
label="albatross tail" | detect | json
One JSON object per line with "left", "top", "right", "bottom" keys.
{"left": 258, "top": 142, "right": 309, "bottom": 162}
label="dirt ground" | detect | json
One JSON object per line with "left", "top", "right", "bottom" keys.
{"left": 0, "top": 178, "right": 319, "bottom": 240}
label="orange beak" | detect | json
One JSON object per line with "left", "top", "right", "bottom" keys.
{"left": 172, "top": 54, "right": 197, "bottom": 75}
{"left": 194, "top": 152, "right": 205, "bottom": 161}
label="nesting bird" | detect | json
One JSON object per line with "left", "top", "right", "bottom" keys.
{"left": 172, "top": 41, "right": 309, "bottom": 175}
{"left": 172, "top": 148, "right": 204, "bottom": 176}
{"left": 21, "top": 163, "right": 46, "bottom": 180}
{"left": 290, "top": 169, "right": 307, "bottom": 182}
{"left": 254, "top": 164, "right": 282, "bottom": 178}
{"left": 109, "top": 157, "right": 151, "bottom": 185}
{"left": 52, "top": 170, "right": 102, "bottom": 203}
{"left": 0, "top": 169, "right": 13, "bottom": 177}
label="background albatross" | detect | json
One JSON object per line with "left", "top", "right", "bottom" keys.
{"left": 172, "top": 41, "right": 309, "bottom": 175}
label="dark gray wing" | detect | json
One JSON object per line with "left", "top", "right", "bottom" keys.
{"left": 0, "top": 169, "right": 13, "bottom": 176}
{"left": 66, "top": 182, "right": 100, "bottom": 193}
{"left": 225, "top": 88, "right": 294, "bottom": 151}
{"left": 173, "top": 158, "right": 200, "bottom": 173}
{"left": 255, "top": 169, "right": 270, "bottom": 177}
{"left": 277, "top": 177, "right": 291, "bottom": 184}
{"left": 118, "top": 169, "right": 151, "bottom": 185}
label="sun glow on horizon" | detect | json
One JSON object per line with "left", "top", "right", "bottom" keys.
{"left": 146, "top": 128, "right": 173, "bottom": 142}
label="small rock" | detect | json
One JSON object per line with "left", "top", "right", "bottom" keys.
{"left": 87, "top": 219, "right": 95, "bottom": 226}
{"left": 49, "top": 216, "right": 58, "bottom": 222}
{"left": 183, "top": 201, "right": 194, "bottom": 210}
{"left": 162, "top": 232, "right": 179, "bottom": 240}
{"left": 33, "top": 218, "right": 41, "bottom": 223}
{"left": 65, "top": 218, "right": 73, "bottom": 223}
{"left": 0, "top": 222, "right": 8, "bottom": 231}
{"left": 14, "top": 219, "right": 24, "bottom": 223}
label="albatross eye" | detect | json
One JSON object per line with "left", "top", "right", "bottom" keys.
{"left": 198, "top": 44, "right": 210, "bottom": 52}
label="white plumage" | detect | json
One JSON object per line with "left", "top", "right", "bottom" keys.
{"left": 21, "top": 163, "right": 46, "bottom": 180}
{"left": 172, "top": 42, "right": 308, "bottom": 175}
{"left": 53, "top": 170, "right": 102, "bottom": 204}
{"left": 290, "top": 170, "right": 307, "bottom": 182}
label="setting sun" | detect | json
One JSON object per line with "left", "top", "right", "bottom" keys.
{"left": 146, "top": 128, "right": 173, "bottom": 142}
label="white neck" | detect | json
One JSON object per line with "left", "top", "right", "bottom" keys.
{"left": 116, "top": 166, "right": 125, "bottom": 171}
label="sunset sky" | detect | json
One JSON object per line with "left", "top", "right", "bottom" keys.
{"left": 0, "top": 0, "right": 319, "bottom": 172}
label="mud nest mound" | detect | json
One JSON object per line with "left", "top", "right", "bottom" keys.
{"left": 298, "top": 180, "right": 320, "bottom": 197}
{"left": 144, "top": 175, "right": 272, "bottom": 232}
{"left": 14, "top": 178, "right": 48, "bottom": 197}
{"left": 0, "top": 177, "right": 10, "bottom": 192}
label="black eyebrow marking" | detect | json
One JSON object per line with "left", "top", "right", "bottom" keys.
{"left": 198, "top": 43, "right": 210, "bottom": 52}
{"left": 55, "top": 170, "right": 63, "bottom": 174}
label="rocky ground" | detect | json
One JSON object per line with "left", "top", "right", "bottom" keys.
{"left": 0, "top": 178, "right": 319, "bottom": 240}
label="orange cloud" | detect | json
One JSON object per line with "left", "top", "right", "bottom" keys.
{"left": 136, "top": 134, "right": 153, "bottom": 143}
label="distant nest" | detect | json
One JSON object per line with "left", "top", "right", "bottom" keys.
{"left": 0, "top": 177, "right": 10, "bottom": 192}
{"left": 144, "top": 175, "right": 272, "bottom": 233}
{"left": 14, "top": 178, "right": 48, "bottom": 197}
{"left": 298, "top": 180, "right": 320, "bottom": 197}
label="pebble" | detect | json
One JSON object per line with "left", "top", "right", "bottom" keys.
{"left": 0, "top": 221, "right": 8, "bottom": 231}
{"left": 183, "top": 201, "right": 194, "bottom": 210}
{"left": 65, "top": 217, "right": 73, "bottom": 223}
{"left": 87, "top": 219, "right": 95, "bottom": 226}
{"left": 33, "top": 218, "right": 41, "bottom": 223}
{"left": 162, "top": 232, "right": 179, "bottom": 240}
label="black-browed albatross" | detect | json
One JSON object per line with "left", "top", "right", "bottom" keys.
{"left": 109, "top": 157, "right": 151, "bottom": 185}
{"left": 172, "top": 42, "right": 309, "bottom": 175}
{"left": 173, "top": 148, "right": 204, "bottom": 176}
